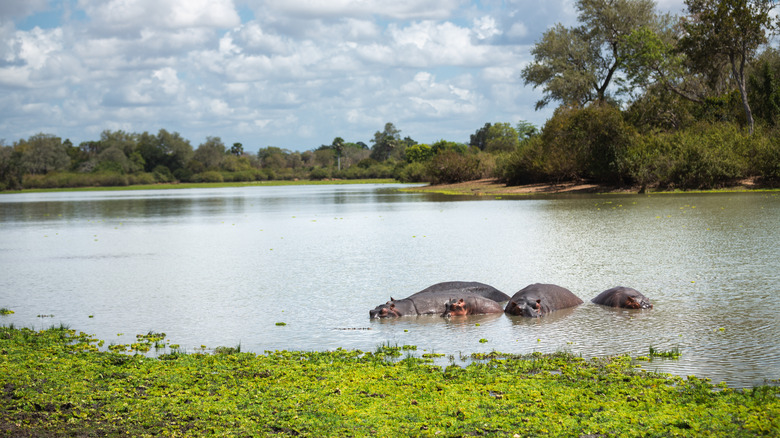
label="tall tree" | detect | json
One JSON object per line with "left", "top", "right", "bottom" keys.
{"left": 679, "top": 0, "right": 776, "bottom": 133}
{"left": 470, "top": 123, "right": 491, "bottom": 150}
{"left": 19, "top": 133, "right": 70, "bottom": 174}
{"left": 369, "top": 123, "right": 401, "bottom": 161}
{"left": 522, "top": 0, "right": 656, "bottom": 109}
{"left": 331, "top": 137, "right": 345, "bottom": 170}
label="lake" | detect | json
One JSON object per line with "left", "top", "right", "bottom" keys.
{"left": 1, "top": 184, "right": 778, "bottom": 387}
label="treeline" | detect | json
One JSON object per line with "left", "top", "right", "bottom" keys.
{"left": 0, "top": 121, "right": 530, "bottom": 191}
{"left": 2, "top": 0, "right": 780, "bottom": 192}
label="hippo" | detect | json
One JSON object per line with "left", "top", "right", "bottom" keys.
{"left": 591, "top": 286, "right": 653, "bottom": 309}
{"left": 416, "top": 281, "right": 510, "bottom": 302}
{"left": 442, "top": 295, "right": 505, "bottom": 317}
{"left": 504, "top": 283, "right": 583, "bottom": 317}
{"left": 369, "top": 281, "right": 509, "bottom": 319}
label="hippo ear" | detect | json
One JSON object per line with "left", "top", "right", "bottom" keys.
{"left": 459, "top": 299, "right": 465, "bottom": 303}
{"left": 390, "top": 303, "right": 395, "bottom": 309}
{"left": 390, "top": 297, "right": 395, "bottom": 301}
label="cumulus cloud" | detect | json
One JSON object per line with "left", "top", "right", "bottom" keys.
{"left": 0, "top": 0, "right": 49, "bottom": 20}
{"left": 79, "top": 0, "right": 240, "bottom": 32}
{"left": 258, "top": 0, "right": 465, "bottom": 20}
{"left": 2, "top": 0, "right": 572, "bottom": 149}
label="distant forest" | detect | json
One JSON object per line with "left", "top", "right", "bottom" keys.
{"left": 2, "top": 0, "right": 780, "bottom": 192}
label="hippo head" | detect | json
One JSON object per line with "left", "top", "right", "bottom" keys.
{"left": 369, "top": 301, "right": 402, "bottom": 319}
{"left": 443, "top": 298, "right": 469, "bottom": 317}
{"left": 624, "top": 295, "right": 653, "bottom": 309}
{"left": 505, "top": 298, "right": 542, "bottom": 317}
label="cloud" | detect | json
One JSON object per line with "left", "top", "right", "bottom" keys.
{"left": 257, "top": 0, "right": 465, "bottom": 20}
{"left": 1, "top": 0, "right": 602, "bottom": 150}
{"left": 78, "top": 0, "right": 240, "bottom": 32}
{"left": 0, "top": 0, "right": 49, "bottom": 21}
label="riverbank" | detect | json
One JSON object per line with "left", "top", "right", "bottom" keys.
{"left": 0, "top": 178, "right": 399, "bottom": 194}
{"left": 1, "top": 326, "right": 778, "bottom": 437}
{"left": 402, "top": 178, "right": 780, "bottom": 197}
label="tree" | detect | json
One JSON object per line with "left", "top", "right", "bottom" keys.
{"left": 405, "top": 144, "right": 434, "bottom": 163}
{"left": 515, "top": 121, "right": 538, "bottom": 142}
{"left": 521, "top": 0, "right": 656, "bottom": 109}
{"left": 331, "top": 137, "right": 345, "bottom": 170}
{"left": 470, "top": 123, "right": 491, "bottom": 150}
{"left": 749, "top": 49, "right": 780, "bottom": 126}
{"left": 19, "top": 133, "right": 70, "bottom": 174}
{"left": 485, "top": 123, "right": 520, "bottom": 153}
{"left": 193, "top": 137, "right": 226, "bottom": 170}
{"left": 679, "top": 0, "right": 776, "bottom": 134}
{"left": 230, "top": 142, "right": 244, "bottom": 156}
{"left": 369, "top": 123, "right": 401, "bottom": 161}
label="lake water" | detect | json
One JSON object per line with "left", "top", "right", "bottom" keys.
{"left": 1, "top": 184, "right": 779, "bottom": 387}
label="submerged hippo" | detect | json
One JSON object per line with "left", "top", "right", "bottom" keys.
{"left": 417, "top": 281, "right": 510, "bottom": 302}
{"left": 592, "top": 286, "right": 653, "bottom": 309}
{"left": 442, "top": 295, "right": 504, "bottom": 317}
{"left": 504, "top": 283, "right": 583, "bottom": 317}
{"left": 369, "top": 281, "right": 509, "bottom": 319}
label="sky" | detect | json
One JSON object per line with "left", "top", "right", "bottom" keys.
{"left": 0, "top": 0, "right": 686, "bottom": 153}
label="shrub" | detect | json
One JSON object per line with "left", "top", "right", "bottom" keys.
{"left": 193, "top": 171, "right": 224, "bottom": 183}
{"left": 617, "top": 122, "right": 753, "bottom": 189}
{"left": 397, "top": 162, "right": 427, "bottom": 182}
{"left": 501, "top": 105, "right": 637, "bottom": 185}
{"left": 309, "top": 167, "right": 330, "bottom": 180}
{"left": 153, "top": 165, "right": 174, "bottom": 183}
{"left": 426, "top": 150, "right": 482, "bottom": 184}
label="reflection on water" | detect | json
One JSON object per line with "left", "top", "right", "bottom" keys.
{"left": 1, "top": 185, "right": 779, "bottom": 387}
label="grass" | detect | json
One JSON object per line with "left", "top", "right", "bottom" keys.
{"left": 1, "top": 179, "right": 399, "bottom": 194}
{"left": 1, "top": 325, "right": 779, "bottom": 437}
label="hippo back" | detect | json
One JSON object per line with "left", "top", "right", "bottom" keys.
{"left": 505, "top": 283, "right": 583, "bottom": 317}
{"left": 415, "top": 281, "right": 510, "bottom": 302}
{"left": 592, "top": 286, "right": 652, "bottom": 309}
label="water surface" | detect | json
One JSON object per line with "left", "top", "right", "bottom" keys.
{"left": 1, "top": 185, "right": 778, "bottom": 387}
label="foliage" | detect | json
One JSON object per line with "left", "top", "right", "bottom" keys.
{"left": 617, "top": 122, "right": 756, "bottom": 189}
{"left": 1, "top": 326, "right": 779, "bottom": 437}
{"left": 522, "top": 0, "right": 657, "bottom": 108}
{"left": 369, "top": 122, "right": 401, "bottom": 161}
{"left": 426, "top": 150, "right": 485, "bottom": 184}
{"left": 485, "top": 123, "right": 520, "bottom": 153}
{"left": 679, "top": 0, "right": 776, "bottom": 134}
{"left": 501, "top": 105, "right": 637, "bottom": 185}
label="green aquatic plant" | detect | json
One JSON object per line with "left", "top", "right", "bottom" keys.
{"left": 649, "top": 345, "right": 682, "bottom": 359}
{"left": 0, "top": 308, "right": 14, "bottom": 315}
{"left": 1, "top": 327, "right": 778, "bottom": 437}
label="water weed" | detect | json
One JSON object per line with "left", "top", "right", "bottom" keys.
{"left": 1, "top": 326, "right": 778, "bottom": 437}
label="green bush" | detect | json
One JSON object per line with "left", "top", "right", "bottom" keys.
{"left": 153, "top": 165, "right": 174, "bottom": 183}
{"left": 500, "top": 105, "right": 636, "bottom": 185}
{"left": 397, "top": 162, "right": 427, "bottom": 182}
{"left": 309, "top": 167, "right": 330, "bottom": 180}
{"left": 618, "top": 122, "right": 752, "bottom": 189}
{"left": 748, "top": 129, "right": 780, "bottom": 182}
{"left": 193, "top": 171, "right": 224, "bottom": 183}
{"left": 426, "top": 150, "right": 482, "bottom": 184}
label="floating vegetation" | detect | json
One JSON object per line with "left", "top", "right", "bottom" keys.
{"left": 649, "top": 345, "right": 682, "bottom": 359}
{"left": 422, "top": 353, "right": 445, "bottom": 358}
{"left": 36, "top": 314, "right": 54, "bottom": 318}
{"left": 0, "top": 308, "right": 13, "bottom": 315}
{"left": 479, "top": 338, "right": 488, "bottom": 343}
{"left": 1, "top": 327, "right": 778, "bottom": 437}
{"left": 275, "top": 322, "right": 287, "bottom": 326}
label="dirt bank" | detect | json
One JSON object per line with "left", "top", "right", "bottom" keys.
{"left": 403, "top": 178, "right": 771, "bottom": 197}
